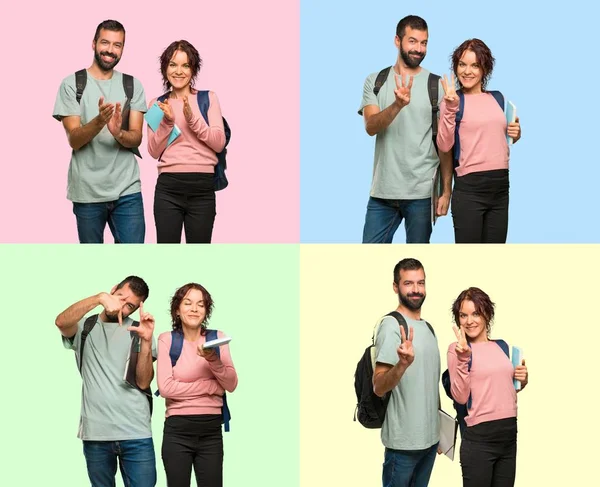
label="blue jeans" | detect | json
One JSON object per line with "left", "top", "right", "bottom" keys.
{"left": 382, "top": 443, "right": 438, "bottom": 487}
{"left": 82, "top": 438, "right": 157, "bottom": 487}
{"left": 362, "top": 197, "right": 432, "bottom": 243}
{"left": 73, "top": 192, "right": 145, "bottom": 243}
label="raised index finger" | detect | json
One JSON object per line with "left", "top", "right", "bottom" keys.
{"left": 408, "top": 326, "right": 414, "bottom": 342}
{"left": 452, "top": 325, "right": 461, "bottom": 341}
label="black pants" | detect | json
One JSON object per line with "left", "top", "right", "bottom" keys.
{"left": 161, "top": 414, "right": 223, "bottom": 487}
{"left": 451, "top": 169, "right": 509, "bottom": 243}
{"left": 460, "top": 417, "right": 517, "bottom": 487}
{"left": 154, "top": 173, "right": 216, "bottom": 243}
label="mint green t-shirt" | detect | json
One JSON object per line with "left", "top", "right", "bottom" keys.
{"left": 359, "top": 67, "right": 442, "bottom": 200}
{"left": 375, "top": 314, "right": 440, "bottom": 450}
{"left": 52, "top": 70, "right": 147, "bottom": 203}
{"left": 62, "top": 315, "right": 157, "bottom": 441}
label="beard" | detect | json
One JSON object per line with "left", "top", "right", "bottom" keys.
{"left": 399, "top": 45, "right": 425, "bottom": 69}
{"left": 104, "top": 311, "right": 121, "bottom": 322}
{"left": 94, "top": 49, "right": 121, "bottom": 71}
{"left": 399, "top": 291, "right": 426, "bottom": 311}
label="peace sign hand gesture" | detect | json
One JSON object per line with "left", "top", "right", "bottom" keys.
{"left": 128, "top": 302, "right": 155, "bottom": 342}
{"left": 397, "top": 325, "right": 415, "bottom": 367}
{"left": 394, "top": 70, "right": 414, "bottom": 109}
{"left": 441, "top": 73, "right": 459, "bottom": 106}
{"left": 453, "top": 325, "right": 471, "bottom": 357}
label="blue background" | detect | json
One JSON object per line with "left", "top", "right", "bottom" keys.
{"left": 300, "top": 2, "right": 599, "bottom": 243}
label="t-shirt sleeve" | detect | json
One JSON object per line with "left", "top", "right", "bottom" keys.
{"left": 131, "top": 77, "right": 147, "bottom": 114}
{"left": 375, "top": 316, "right": 401, "bottom": 366}
{"left": 53, "top": 76, "right": 80, "bottom": 121}
{"left": 358, "top": 73, "right": 378, "bottom": 115}
{"left": 61, "top": 318, "right": 85, "bottom": 352}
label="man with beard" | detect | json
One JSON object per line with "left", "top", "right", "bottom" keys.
{"left": 373, "top": 258, "right": 440, "bottom": 487}
{"left": 359, "top": 15, "right": 452, "bottom": 244}
{"left": 52, "top": 20, "right": 147, "bottom": 243}
{"left": 55, "top": 276, "right": 157, "bottom": 486}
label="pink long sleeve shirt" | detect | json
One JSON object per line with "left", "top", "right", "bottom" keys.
{"left": 437, "top": 93, "right": 509, "bottom": 177}
{"left": 157, "top": 330, "right": 238, "bottom": 418}
{"left": 447, "top": 341, "right": 517, "bottom": 428}
{"left": 147, "top": 91, "right": 226, "bottom": 174}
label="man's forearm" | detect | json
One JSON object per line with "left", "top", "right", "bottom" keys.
{"left": 56, "top": 293, "right": 103, "bottom": 331}
{"left": 373, "top": 362, "right": 409, "bottom": 397}
{"left": 115, "top": 129, "right": 142, "bottom": 149}
{"left": 366, "top": 103, "right": 402, "bottom": 136}
{"left": 439, "top": 150, "right": 453, "bottom": 195}
{"left": 135, "top": 339, "right": 154, "bottom": 390}
{"left": 68, "top": 117, "right": 105, "bottom": 151}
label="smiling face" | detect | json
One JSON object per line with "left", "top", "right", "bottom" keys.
{"left": 92, "top": 28, "right": 124, "bottom": 72}
{"left": 394, "top": 268, "right": 426, "bottom": 311}
{"left": 178, "top": 288, "right": 207, "bottom": 329}
{"left": 166, "top": 50, "right": 192, "bottom": 91}
{"left": 458, "top": 299, "right": 488, "bottom": 342}
{"left": 456, "top": 49, "right": 483, "bottom": 94}
{"left": 395, "top": 26, "right": 428, "bottom": 69}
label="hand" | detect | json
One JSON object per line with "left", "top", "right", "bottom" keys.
{"left": 453, "top": 325, "right": 471, "bottom": 357}
{"left": 197, "top": 343, "right": 219, "bottom": 362}
{"left": 97, "top": 97, "right": 115, "bottom": 126}
{"left": 514, "top": 359, "right": 528, "bottom": 387}
{"left": 436, "top": 192, "right": 451, "bottom": 216}
{"left": 128, "top": 302, "right": 154, "bottom": 342}
{"left": 99, "top": 292, "right": 123, "bottom": 326}
{"left": 397, "top": 325, "right": 415, "bottom": 367}
{"left": 507, "top": 116, "right": 521, "bottom": 142}
{"left": 437, "top": 447, "right": 443, "bottom": 455}
{"left": 182, "top": 95, "right": 193, "bottom": 123}
{"left": 107, "top": 101, "right": 123, "bottom": 138}
{"left": 393, "top": 70, "right": 413, "bottom": 108}
{"left": 441, "top": 73, "right": 459, "bottom": 106}
{"left": 157, "top": 99, "right": 174, "bottom": 122}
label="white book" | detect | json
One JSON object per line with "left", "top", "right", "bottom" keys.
{"left": 438, "top": 409, "right": 458, "bottom": 460}
{"left": 202, "top": 336, "right": 232, "bottom": 349}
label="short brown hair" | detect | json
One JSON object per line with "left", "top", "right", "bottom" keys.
{"left": 451, "top": 38, "right": 495, "bottom": 90}
{"left": 159, "top": 40, "right": 202, "bottom": 91}
{"left": 452, "top": 287, "right": 495, "bottom": 338}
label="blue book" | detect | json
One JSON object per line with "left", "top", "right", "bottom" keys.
{"left": 144, "top": 103, "right": 181, "bottom": 147}
{"left": 511, "top": 345, "right": 523, "bottom": 390}
{"left": 506, "top": 101, "right": 517, "bottom": 145}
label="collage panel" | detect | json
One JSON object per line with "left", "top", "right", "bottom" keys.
{"left": 1, "top": 0, "right": 299, "bottom": 244}
{"left": 300, "top": 2, "right": 599, "bottom": 243}
{"left": 0, "top": 244, "right": 299, "bottom": 487}
{"left": 300, "top": 244, "right": 599, "bottom": 486}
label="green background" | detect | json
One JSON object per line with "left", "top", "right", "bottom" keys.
{"left": 0, "top": 245, "right": 299, "bottom": 487}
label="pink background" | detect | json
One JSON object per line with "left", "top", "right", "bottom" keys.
{"left": 0, "top": 0, "right": 299, "bottom": 243}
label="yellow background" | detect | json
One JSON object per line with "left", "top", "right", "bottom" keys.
{"left": 300, "top": 245, "right": 599, "bottom": 486}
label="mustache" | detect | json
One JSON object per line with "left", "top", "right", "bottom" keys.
{"left": 408, "top": 51, "right": 423, "bottom": 57}
{"left": 100, "top": 51, "right": 116, "bottom": 59}
{"left": 408, "top": 293, "right": 424, "bottom": 298}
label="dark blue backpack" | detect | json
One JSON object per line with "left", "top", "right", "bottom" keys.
{"left": 155, "top": 329, "right": 232, "bottom": 432}
{"left": 441, "top": 339, "right": 509, "bottom": 436}
{"left": 453, "top": 90, "right": 504, "bottom": 169}
{"left": 157, "top": 91, "right": 231, "bottom": 191}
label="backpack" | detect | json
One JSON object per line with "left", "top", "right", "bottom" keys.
{"left": 353, "top": 311, "right": 435, "bottom": 428}
{"left": 452, "top": 90, "right": 504, "bottom": 169}
{"left": 154, "top": 329, "right": 232, "bottom": 432}
{"left": 441, "top": 339, "right": 509, "bottom": 435}
{"left": 79, "top": 314, "right": 153, "bottom": 414}
{"left": 74, "top": 69, "right": 142, "bottom": 159}
{"left": 157, "top": 91, "right": 231, "bottom": 191}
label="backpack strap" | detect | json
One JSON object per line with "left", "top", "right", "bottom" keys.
{"left": 373, "top": 66, "right": 392, "bottom": 96}
{"left": 169, "top": 330, "right": 184, "bottom": 367}
{"left": 121, "top": 73, "right": 134, "bottom": 132}
{"left": 75, "top": 69, "right": 87, "bottom": 105}
{"left": 487, "top": 91, "right": 505, "bottom": 111}
{"left": 196, "top": 91, "right": 210, "bottom": 125}
{"left": 492, "top": 339, "right": 510, "bottom": 358}
{"left": 79, "top": 314, "right": 98, "bottom": 372}
{"left": 452, "top": 90, "right": 466, "bottom": 169}
{"left": 428, "top": 73, "right": 441, "bottom": 155}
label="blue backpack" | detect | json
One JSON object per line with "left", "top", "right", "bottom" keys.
{"left": 155, "top": 329, "right": 232, "bottom": 432}
{"left": 441, "top": 339, "right": 509, "bottom": 436}
{"left": 157, "top": 91, "right": 231, "bottom": 191}
{"left": 453, "top": 90, "right": 504, "bottom": 169}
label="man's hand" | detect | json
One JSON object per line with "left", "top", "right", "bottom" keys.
{"left": 393, "top": 70, "right": 414, "bottom": 109}
{"left": 97, "top": 97, "right": 115, "bottom": 126}
{"left": 99, "top": 292, "right": 123, "bottom": 325}
{"left": 107, "top": 101, "right": 123, "bottom": 138}
{"left": 128, "top": 302, "right": 155, "bottom": 342}
{"left": 436, "top": 193, "right": 451, "bottom": 216}
{"left": 397, "top": 325, "right": 415, "bottom": 367}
